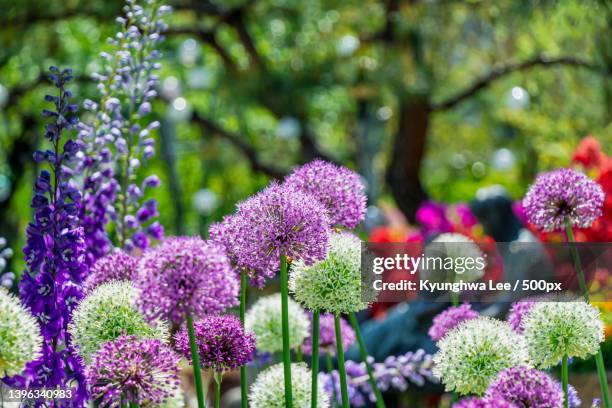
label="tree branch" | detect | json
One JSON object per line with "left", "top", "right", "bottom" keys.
{"left": 191, "top": 111, "right": 286, "bottom": 179}
{"left": 432, "top": 55, "right": 605, "bottom": 111}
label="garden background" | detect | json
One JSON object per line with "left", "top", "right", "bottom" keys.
{"left": 0, "top": 0, "right": 611, "bottom": 407}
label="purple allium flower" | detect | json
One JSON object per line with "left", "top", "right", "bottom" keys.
{"left": 284, "top": 159, "right": 367, "bottom": 229}
{"left": 175, "top": 314, "right": 255, "bottom": 372}
{"left": 210, "top": 214, "right": 266, "bottom": 288}
{"left": 230, "top": 183, "right": 330, "bottom": 279}
{"left": 453, "top": 397, "right": 518, "bottom": 408}
{"left": 86, "top": 335, "right": 180, "bottom": 406}
{"left": 507, "top": 300, "right": 537, "bottom": 334}
{"left": 567, "top": 384, "right": 581, "bottom": 408}
{"left": 428, "top": 304, "right": 479, "bottom": 342}
{"left": 5, "top": 67, "right": 88, "bottom": 404}
{"left": 302, "top": 313, "right": 355, "bottom": 356}
{"left": 522, "top": 168, "right": 604, "bottom": 232}
{"left": 486, "top": 365, "right": 563, "bottom": 408}
{"left": 84, "top": 250, "right": 138, "bottom": 291}
{"left": 135, "top": 236, "right": 239, "bottom": 325}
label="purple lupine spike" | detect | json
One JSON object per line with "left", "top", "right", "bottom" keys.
{"left": 3, "top": 67, "right": 89, "bottom": 405}
{"left": 77, "top": 1, "right": 171, "bottom": 257}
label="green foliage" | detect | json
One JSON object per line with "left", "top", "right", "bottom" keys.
{"left": 0, "top": 0, "right": 610, "bottom": 276}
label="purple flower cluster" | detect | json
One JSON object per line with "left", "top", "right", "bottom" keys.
{"left": 302, "top": 313, "right": 355, "bottom": 356}
{"left": 228, "top": 183, "right": 330, "bottom": 281}
{"left": 428, "top": 304, "right": 479, "bottom": 342}
{"left": 322, "top": 349, "right": 436, "bottom": 407}
{"left": 522, "top": 168, "right": 604, "bottom": 232}
{"left": 77, "top": 0, "right": 171, "bottom": 255}
{"left": 507, "top": 300, "right": 537, "bottom": 334}
{"left": 284, "top": 159, "right": 367, "bottom": 229}
{"left": 486, "top": 365, "right": 563, "bottom": 408}
{"left": 83, "top": 250, "right": 138, "bottom": 291}
{"left": 454, "top": 397, "right": 518, "bottom": 408}
{"left": 8, "top": 67, "right": 88, "bottom": 403}
{"left": 175, "top": 315, "right": 255, "bottom": 372}
{"left": 86, "top": 335, "right": 180, "bottom": 406}
{"left": 136, "top": 236, "right": 239, "bottom": 325}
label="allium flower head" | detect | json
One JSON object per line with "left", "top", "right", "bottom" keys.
{"left": 453, "top": 397, "right": 518, "bottom": 408}
{"left": 69, "top": 281, "right": 168, "bottom": 362}
{"left": 421, "top": 233, "right": 485, "bottom": 283}
{"left": 290, "top": 232, "right": 372, "bottom": 314}
{"left": 86, "top": 335, "right": 181, "bottom": 406}
{"left": 249, "top": 362, "right": 330, "bottom": 408}
{"left": 506, "top": 299, "right": 537, "bottom": 334}
{"left": 0, "top": 288, "right": 43, "bottom": 376}
{"left": 429, "top": 303, "right": 479, "bottom": 342}
{"left": 522, "top": 301, "right": 604, "bottom": 368}
{"left": 284, "top": 159, "right": 367, "bottom": 229}
{"left": 433, "top": 317, "right": 531, "bottom": 396}
{"left": 135, "top": 236, "right": 239, "bottom": 325}
{"left": 232, "top": 183, "right": 330, "bottom": 279}
{"left": 522, "top": 168, "right": 604, "bottom": 231}
{"left": 486, "top": 365, "right": 563, "bottom": 408}
{"left": 84, "top": 250, "right": 138, "bottom": 291}
{"left": 302, "top": 313, "right": 355, "bottom": 356}
{"left": 245, "top": 293, "right": 310, "bottom": 353}
{"left": 175, "top": 314, "right": 255, "bottom": 372}
{"left": 210, "top": 215, "right": 267, "bottom": 288}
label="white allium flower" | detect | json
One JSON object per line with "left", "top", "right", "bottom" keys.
{"left": 421, "top": 232, "right": 485, "bottom": 283}
{"left": 249, "top": 363, "right": 330, "bottom": 408}
{"left": 69, "top": 281, "right": 169, "bottom": 362}
{"left": 0, "top": 287, "right": 42, "bottom": 376}
{"left": 290, "top": 232, "right": 372, "bottom": 313}
{"left": 245, "top": 293, "right": 310, "bottom": 353}
{"left": 522, "top": 301, "right": 604, "bottom": 369}
{"left": 433, "top": 317, "right": 530, "bottom": 396}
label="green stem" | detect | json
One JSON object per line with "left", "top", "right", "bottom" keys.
{"left": 280, "top": 252, "right": 293, "bottom": 407}
{"left": 334, "top": 313, "right": 350, "bottom": 408}
{"left": 240, "top": 269, "right": 248, "bottom": 408}
{"left": 311, "top": 310, "right": 320, "bottom": 408}
{"left": 129, "top": 403, "right": 138, "bottom": 408}
{"left": 349, "top": 313, "right": 386, "bottom": 408}
{"left": 187, "top": 313, "right": 206, "bottom": 408}
{"left": 326, "top": 353, "right": 337, "bottom": 407}
{"left": 296, "top": 346, "right": 303, "bottom": 363}
{"left": 596, "top": 350, "right": 611, "bottom": 408}
{"left": 214, "top": 371, "right": 222, "bottom": 408}
{"left": 562, "top": 355, "right": 569, "bottom": 408}
{"left": 450, "top": 291, "right": 459, "bottom": 307}
{"left": 565, "top": 219, "right": 611, "bottom": 408}
{"left": 564, "top": 218, "right": 589, "bottom": 300}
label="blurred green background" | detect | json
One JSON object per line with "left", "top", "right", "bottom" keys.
{"left": 0, "top": 0, "right": 610, "bottom": 274}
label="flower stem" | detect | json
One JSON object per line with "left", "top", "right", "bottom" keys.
{"left": 562, "top": 355, "right": 569, "bottom": 408}
{"left": 596, "top": 350, "right": 611, "bottom": 408}
{"left": 280, "top": 252, "right": 293, "bottom": 407}
{"left": 326, "top": 352, "right": 338, "bottom": 407}
{"left": 214, "top": 371, "right": 222, "bottom": 408}
{"left": 565, "top": 219, "right": 611, "bottom": 408}
{"left": 349, "top": 313, "right": 386, "bottom": 408}
{"left": 240, "top": 269, "right": 248, "bottom": 408}
{"left": 296, "top": 346, "right": 303, "bottom": 363}
{"left": 334, "top": 313, "right": 349, "bottom": 408}
{"left": 311, "top": 310, "right": 320, "bottom": 408}
{"left": 564, "top": 218, "right": 589, "bottom": 300}
{"left": 187, "top": 313, "right": 206, "bottom": 408}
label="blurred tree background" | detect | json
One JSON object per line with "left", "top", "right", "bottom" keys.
{"left": 0, "top": 0, "right": 610, "bottom": 276}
